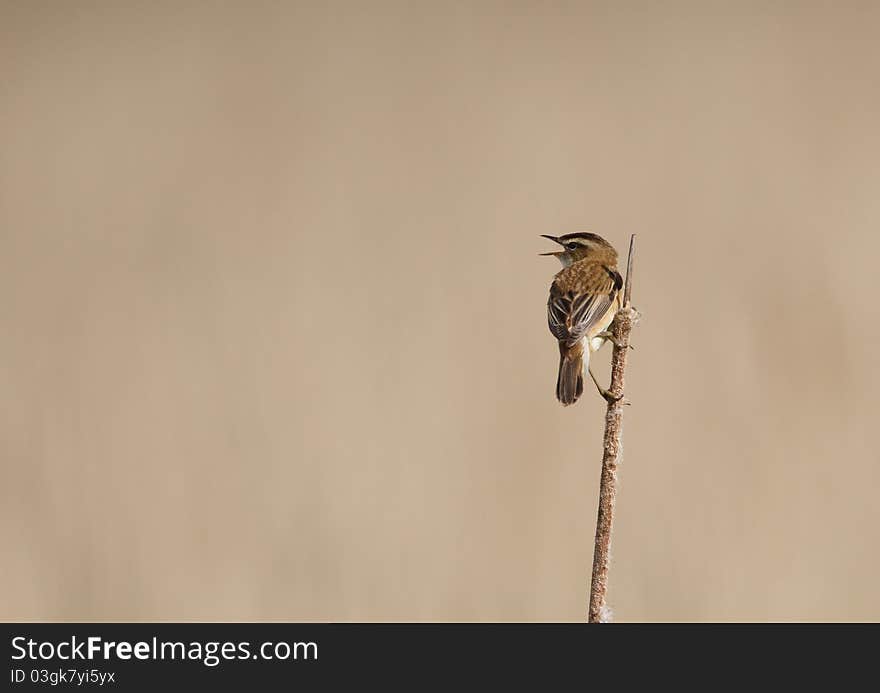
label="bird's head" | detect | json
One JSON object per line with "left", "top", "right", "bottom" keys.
{"left": 540, "top": 232, "right": 617, "bottom": 267}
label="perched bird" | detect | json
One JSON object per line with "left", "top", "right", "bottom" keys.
{"left": 542, "top": 232, "right": 622, "bottom": 405}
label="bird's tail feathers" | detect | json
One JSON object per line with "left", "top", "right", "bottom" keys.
{"left": 556, "top": 341, "right": 585, "bottom": 406}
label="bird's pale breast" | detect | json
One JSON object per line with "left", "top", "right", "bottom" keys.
{"left": 587, "top": 296, "right": 620, "bottom": 353}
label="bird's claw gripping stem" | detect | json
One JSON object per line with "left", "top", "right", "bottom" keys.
{"left": 596, "top": 330, "right": 634, "bottom": 350}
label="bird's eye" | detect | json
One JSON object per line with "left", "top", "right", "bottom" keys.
{"left": 566, "top": 242, "right": 579, "bottom": 251}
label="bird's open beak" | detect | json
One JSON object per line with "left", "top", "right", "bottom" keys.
{"left": 539, "top": 235, "right": 563, "bottom": 255}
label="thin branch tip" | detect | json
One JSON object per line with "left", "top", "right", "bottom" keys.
{"left": 623, "top": 233, "right": 635, "bottom": 307}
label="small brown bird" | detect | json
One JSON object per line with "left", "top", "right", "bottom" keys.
{"left": 542, "top": 232, "right": 622, "bottom": 405}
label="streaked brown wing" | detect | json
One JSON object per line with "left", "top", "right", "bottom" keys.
{"left": 547, "top": 264, "right": 621, "bottom": 346}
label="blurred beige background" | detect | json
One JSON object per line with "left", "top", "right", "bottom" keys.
{"left": 2, "top": 1, "right": 879, "bottom": 622}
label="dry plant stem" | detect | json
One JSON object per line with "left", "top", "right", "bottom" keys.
{"left": 588, "top": 234, "right": 636, "bottom": 624}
